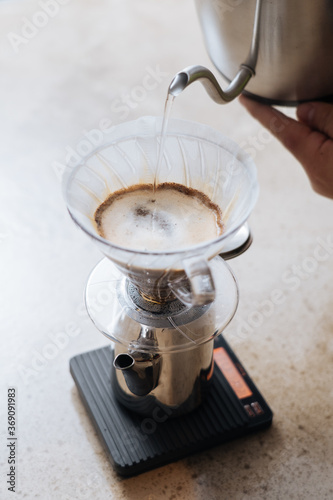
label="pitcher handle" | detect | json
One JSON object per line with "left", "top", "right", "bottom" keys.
{"left": 169, "top": 256, "right": 215, "bottom": 307}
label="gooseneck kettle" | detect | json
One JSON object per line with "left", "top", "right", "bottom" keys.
{"left": 169, "top": 0, "right": 333, "bottom": 105}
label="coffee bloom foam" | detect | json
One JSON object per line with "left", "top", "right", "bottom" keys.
{"left": 95, "top": 183, "right": 223, "bottom": 251}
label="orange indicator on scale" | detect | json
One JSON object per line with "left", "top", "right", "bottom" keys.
{"left": 213, "top": 347, "right": 253, "bottom": 399}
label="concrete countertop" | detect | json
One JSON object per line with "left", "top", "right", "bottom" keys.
{"left": 1, "top": 0, "right": 332, "bottom": 499}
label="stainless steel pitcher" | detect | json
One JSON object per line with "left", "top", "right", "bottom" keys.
{"left": 190, "top": 0, "right": 333, "bottom": 104}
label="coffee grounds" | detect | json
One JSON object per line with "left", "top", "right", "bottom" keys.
{"left": 95, "top": 182, "right": 223, "bottom": 237}
{"left": 135, "top": 207, "right": 150, "bottom": 217}
{"left": 135, "top": 204, "right": 171, "bottom": 233}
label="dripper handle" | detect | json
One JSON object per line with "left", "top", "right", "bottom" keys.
{"left": 170, "top": 256, "right": 215, "bottom": 307}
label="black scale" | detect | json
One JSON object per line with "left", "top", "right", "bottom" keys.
{"left": 70, "top": 334, "right": 273, "bottom": 477}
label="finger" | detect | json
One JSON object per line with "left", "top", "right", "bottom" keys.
{"left": 297, "top": 102, "right": 333, "bottom": 138}
{"left": 239, "top": 95, "right": 321, "bottom": 166}
{"left": 239, "top": 95, "right": 333, "bottom": 198}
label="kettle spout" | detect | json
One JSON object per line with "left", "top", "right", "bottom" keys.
{"left": 168, "top": 64, "right": 254, "bottom": 104}
{"left": 168, "top": 0, "right": 262, "bottom": 103}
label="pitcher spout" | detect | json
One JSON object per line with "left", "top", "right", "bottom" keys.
{"left": 113, "top": 327, "right": 161, "bottom": 397}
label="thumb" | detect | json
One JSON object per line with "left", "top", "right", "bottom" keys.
{"left": 297, "top": 102, "right": 333, "bottom": 138}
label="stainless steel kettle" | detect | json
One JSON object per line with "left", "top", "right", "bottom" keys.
{"left": 170, "top": 0, "right": 333, "bottom": 105}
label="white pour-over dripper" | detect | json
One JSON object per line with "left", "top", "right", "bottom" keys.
{"left": 64, "top": 116, "right": 258, "bottom": 352}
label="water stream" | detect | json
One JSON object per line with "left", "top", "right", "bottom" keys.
{"left": 153, "top": 93, "right": 175, "bottom": 192}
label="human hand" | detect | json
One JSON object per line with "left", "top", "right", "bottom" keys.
{"left": 239, "top": 95, "right": 333, "bottom": 199}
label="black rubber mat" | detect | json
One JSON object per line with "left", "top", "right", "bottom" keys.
{"left": 70, "top": 336, "right": 273, "bottom": 476}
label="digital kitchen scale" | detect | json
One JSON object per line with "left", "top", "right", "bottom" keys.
{"left": 70, "top": 334, "right": 273, "bottom": 477}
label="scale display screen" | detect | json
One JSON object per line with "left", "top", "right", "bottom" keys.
{"left": 214, "top": 347, "right": 253, "bottom": 399}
